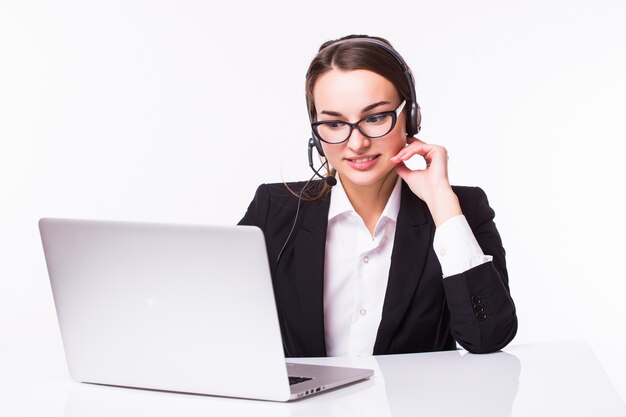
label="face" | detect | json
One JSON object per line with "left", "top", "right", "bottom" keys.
{"left": 313, "top": 69, "right": 407, "bottom": 191}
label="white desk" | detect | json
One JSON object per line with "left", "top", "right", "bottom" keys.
{"left": 1, "top": 340, "right": 624, "bottom": 417}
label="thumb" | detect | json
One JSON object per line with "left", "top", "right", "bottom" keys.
{"left": 395, "top": 162, "right": 412, "bottom": 180}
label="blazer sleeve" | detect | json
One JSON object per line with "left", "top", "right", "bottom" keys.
{"left": 442, "top": 186, "right": 518, "bottom": 353}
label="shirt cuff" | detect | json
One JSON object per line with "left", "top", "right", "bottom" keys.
{"left": 433, "top": 215, "right": 493, "bottom": 278}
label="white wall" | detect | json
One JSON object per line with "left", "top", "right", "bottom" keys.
{"left": 2, "top": 0, "right": 625, "bottom": 401}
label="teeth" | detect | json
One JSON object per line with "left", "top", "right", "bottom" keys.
{"left": 352, "top": 156, "right": 376, "bottom": 163}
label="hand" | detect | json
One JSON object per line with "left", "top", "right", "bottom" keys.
{"left": 391, "top": 137, "right": 462, "bottom": 227}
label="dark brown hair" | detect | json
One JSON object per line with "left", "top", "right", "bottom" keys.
{"left": 294, "top": 34, "right": 413, "bottom": 200}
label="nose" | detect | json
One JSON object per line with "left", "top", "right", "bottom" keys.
{"left": 346, "top": 127, "right": 370, "bottom": 153}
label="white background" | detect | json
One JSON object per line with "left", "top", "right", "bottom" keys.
{"left": 1, "top": 0, "right": 625, "bottom": 403}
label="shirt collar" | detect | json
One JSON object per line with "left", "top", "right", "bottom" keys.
{"left": 328, "top": 174, "right": 402, "bottom": 223}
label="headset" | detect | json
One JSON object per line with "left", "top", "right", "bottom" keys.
{"left": 307, "top": 37, "right": 422, "bottom": 173}
{"left": 280, "top": 36, "right": 423, "bottom": 266}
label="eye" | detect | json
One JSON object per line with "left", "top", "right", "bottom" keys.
{"left": 364, "top": 113, "right": 390, "bottom": 125}
{"left": 324, "top": 121, "right": 346, "bottom": 130}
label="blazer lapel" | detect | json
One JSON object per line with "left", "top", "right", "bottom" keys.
{"left": 374, "top": 181, "right": 434, "bottom": 354}
{"left": 291, "top": 193, "right": 331, "bottom": 356}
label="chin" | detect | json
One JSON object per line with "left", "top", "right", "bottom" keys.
{"left": 338, "top": 168, "right": 396, "bottom": 188}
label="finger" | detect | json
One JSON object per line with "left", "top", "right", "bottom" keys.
{"left": 426, "top": 145, "right": 449, "bottom": 166}
{"left": 394, "top": 162, "right": 413, "bottom": 180}
{"left": 391, "top": 142, "right": 434, "bottom": 162}
{"left": 392, "top": 142, "right": 427, "bottom": 161}
{"left": 408, "top": 143, "right": 448, "bottom": 164}
{"left": 424, "top": 148, "right": 450, "bottom": 177}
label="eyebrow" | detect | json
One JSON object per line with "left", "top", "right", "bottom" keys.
{"left": 319, "top": 100, "right": 391, "bottom": 117}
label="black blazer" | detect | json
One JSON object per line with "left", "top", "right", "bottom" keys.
{"left": 238, "top": 180, "right": 517, "bottom": 356}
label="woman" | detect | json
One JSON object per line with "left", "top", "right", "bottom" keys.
{"left": 239, "top": 35, "right": 517, "bottom": 357}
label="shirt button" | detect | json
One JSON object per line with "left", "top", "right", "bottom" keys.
{"left": 363, "top": 256, "right": 369, "bottom": 264}
{"left": 439, "top": 248, "right": 446, "bottom": 256}
{"left": 359, "top": 309, "right": 367, "bottom": 316}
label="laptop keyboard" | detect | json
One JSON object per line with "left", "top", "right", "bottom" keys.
{"left": 289, "top": 376, "right": 313, "bottom": 385}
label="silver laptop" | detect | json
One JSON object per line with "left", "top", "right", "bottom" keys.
{"left": 39, "top": 218, "right": 373, "bottom": 402}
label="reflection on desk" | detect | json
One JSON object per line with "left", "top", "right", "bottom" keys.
{"left": 60, "top": 340, "right": 625, "bottom": 417}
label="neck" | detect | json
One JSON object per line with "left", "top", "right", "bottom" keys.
{"left": 340, "top": 171, "right": 399, "bottom": 236}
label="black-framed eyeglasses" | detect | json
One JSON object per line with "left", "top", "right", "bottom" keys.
{"left": 311, "top": 100, "right": 406, "bottom": 144}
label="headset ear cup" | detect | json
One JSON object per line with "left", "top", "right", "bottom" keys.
{"left": 414, "top": 103, "right": 421, "bottom": 135}
{"left": 404, "top": 101, "right": 412, "bottom": 136}
{"left": 406, "top": 101, "right": 421, "bottom": 136}
{"left": 407, "top": 101, "right": 416, "bottom": 136}
{"left": 312, "top": 130, "right": 325, "bottom": 157}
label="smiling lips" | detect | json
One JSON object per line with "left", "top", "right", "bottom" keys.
{"left": 345, "top": 154, "right": 381, "bottom": 170}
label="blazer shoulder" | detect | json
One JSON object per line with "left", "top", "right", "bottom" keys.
{"left": 451, "top": 184, "right": 488, "bottom": 202}
{"left": 238, "top": 180, "right": 326, "bottom": 227}
{"left": 451, "top": 185, "right": 495, "bottom": 228}
{"left": 262, "top": 180, "right": 325, "bottom": 207}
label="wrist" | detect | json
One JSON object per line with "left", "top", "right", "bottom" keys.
{"left": 425, "top": 187, "right": 462, "bottom": 227}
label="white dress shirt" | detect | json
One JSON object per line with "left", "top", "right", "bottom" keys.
{"left": 323, "top": 176, "right": 493, "bottom": 356}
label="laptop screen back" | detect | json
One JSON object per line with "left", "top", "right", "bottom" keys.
{"left": 40, "top": 218, "right": 292, "bottom": 401}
